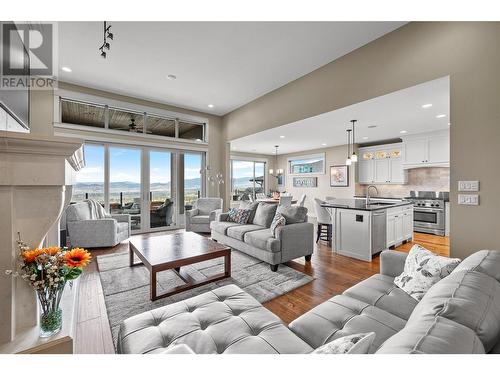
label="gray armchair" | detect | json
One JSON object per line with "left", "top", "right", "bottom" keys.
{"left": 65, "top": 202, "right": 131, "bottom": 248}
{"left": 185, "top": 198, "right": 223, "bottom": 233}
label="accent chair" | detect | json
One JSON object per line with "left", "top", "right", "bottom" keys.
{"left": 185, "top": 197, "right": 223, "bottom": 233}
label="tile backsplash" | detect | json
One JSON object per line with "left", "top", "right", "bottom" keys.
{"left": 355, "top": 167, "right": 450, "bottom": 197}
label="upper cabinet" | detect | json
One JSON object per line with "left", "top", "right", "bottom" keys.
{"left": 358, "top": 143, "right": 407, "bottom": 185}
{"left": 402, "top": 130, "right": 449, "bottom": 168}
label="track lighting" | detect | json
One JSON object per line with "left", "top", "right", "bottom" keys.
{"left": 98, "top": 22, "right": 114, "bottom": 59}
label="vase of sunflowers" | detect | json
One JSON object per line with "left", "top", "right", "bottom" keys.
{"left": 6, "top": 235, "right": 91, "bottom": 338}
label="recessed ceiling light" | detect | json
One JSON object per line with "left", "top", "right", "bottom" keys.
{"left": 195, "top": 139, "right": 203, "bottom": 142}
{"left": 448, "top": 122, "right": 451, "bottom": 126}
{"left": 208, "top": 104, "right": 214, "bottom": 108}
{"left": 400, "top": 130, "right": 407, "bottom": 134}
{"left": 61, "top": 66, "right": 72, "bottom": 72}
{"left": 166, "top": 74, "right": 177, "bottom": 80}
{"left": 321, "top": 143, "right": 327, "bottom": 146}
{"left": 362, "top": 136, "right": 369, "bottom": 140}
{"left": 367, "top": 125, "right": 377, "bottom": 129}
{"left": 421, "top": 103, "right": 433, "bottom": 108}
{"left": 280, "top": 135, "right": 285, "bottom": 139}
{"left": 436, "top": 114, "right": 446, "bottom": 118}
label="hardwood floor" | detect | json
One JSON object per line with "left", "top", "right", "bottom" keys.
{"left": 74, "top": 231, "right": 449, "bottom": 353}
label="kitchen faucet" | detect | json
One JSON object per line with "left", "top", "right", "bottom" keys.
{"left": 366, "top": 185, "right": 379, "bottom": 205}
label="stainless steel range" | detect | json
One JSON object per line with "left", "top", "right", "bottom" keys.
{"left": 405, "top": 191, "right": 448, "bottom": 236}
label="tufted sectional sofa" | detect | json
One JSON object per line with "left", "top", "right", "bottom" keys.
{"left": 117, "top": 249, "right": 500, "bottom": 354}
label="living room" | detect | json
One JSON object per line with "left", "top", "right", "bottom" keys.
{"left": 1, "top": 1, "right": 500, "bottom": 373}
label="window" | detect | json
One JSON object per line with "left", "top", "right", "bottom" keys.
{"left": 183, "top": 153, "right": 203, "bottom": 208}
{"left": 61, "top": 99, "right": 105, "bottom": 128}
{"left": 59, "top": 97, "right": 207, "bottom": 142}
{"left": 288, "top": 154, "right": 325, "bottom": 175}
{"left": 231, "top": 160, "right": 266, "bottom": 201}
{"left": 72, "top": 144, "right": 105, "bottom": 204}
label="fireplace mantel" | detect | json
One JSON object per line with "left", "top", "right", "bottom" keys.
{"left": 0, "top": 131, "right": 83, "bottom": 353}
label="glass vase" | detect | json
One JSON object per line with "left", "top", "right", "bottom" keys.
{"left": 37, "top": 283, "right": 66, "bottom": 338}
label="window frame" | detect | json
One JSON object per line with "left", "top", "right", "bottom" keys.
{"left": 287, "top": 153, "right": 326, "bottom": 176}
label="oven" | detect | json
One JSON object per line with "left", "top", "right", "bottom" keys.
{"left": 413, "top": 206, "right": 445, "bottom": 236}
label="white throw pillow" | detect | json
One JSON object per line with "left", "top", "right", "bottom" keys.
{"left": 394, "top": 244, "right": 461, "bottom": 301}
{"left": 312, "top": 332, "right": 376, "bottom": 354}
{"left": 270, "top": 211, "right": 286, "bottom": 237}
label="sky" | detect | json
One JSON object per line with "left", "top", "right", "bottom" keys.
{"left": 76, "top": 144, "right": 202, "bottom": 184}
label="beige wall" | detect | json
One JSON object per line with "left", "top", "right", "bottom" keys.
{"left": 50, "top": 82, "right": 225, "bottom": 197}
{"left": 222, "top": 22, "right": 500, "bottom": 259}
{"left": 275, "top": 145, "right": 356, "bottom": 216}
{"left": 355, "top": 167, "right": 450, "bottom": 198}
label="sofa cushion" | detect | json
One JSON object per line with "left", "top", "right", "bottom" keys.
{"left": 270, "top": 212, "right": 286, "bottom": 237}
{"left": 407, "top": 270, "right": 500, "bottom": 352}
{"left": 190, "top": 215, "right": 210, "bottom": 224}
{"left": 277, "top": 205, "right": 308, "bottom": 224}
{"left": 238, "top": 201, "right": 259, "bottom": 223}
{"left": 252, "top": 203, "right": 277, "bottom": 228}
{"left": 117, "top": 284, "right": 313, "bottom": 354}
{"left": 343, "top": 274, "right": 418, "bottom": 320}
{"left": 289, "top": 294, "right": 406, "bottom": 353}
{"left": 376, "top": 316, "right": 485, "bottom": 354}
{"left": 452, "top": 249, "right": 500, "bottom": 282}
{"left": 210, "top": 221, "right": 241, "bottom": 235}
{"left": 394, "top": 244, "right": 461, "bottom": 301}
{"left": 244, "top": 229, "right": 281, "bottom": 253}
{"left": 226, "top": 224, "right": 265, "bottom": 241}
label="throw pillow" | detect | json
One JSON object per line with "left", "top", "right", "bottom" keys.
{"left": 277, "top": 205, "right": 308, "bottom": 224}
{"left": 394, "top": 244, "right": 461, "bottom": 301}
{"left": 312, "top": 332, "right": 376, "bottom": 354}
{"left": 226, "top": 208, "right": 252, "bottom": 224}
{"left": 238, "top": 201, "right": 259, "bottom": 223}
{"left": 270, "top": 212, "right": 286, "bottom": 237}
{"left": 252, "top": 203, "right": 278, "bottom": 227}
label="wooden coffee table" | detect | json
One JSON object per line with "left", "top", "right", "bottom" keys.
{"left": 129, "top": 232, "right": 231, "bottom": 301}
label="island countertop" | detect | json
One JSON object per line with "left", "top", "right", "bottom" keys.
{"left": 321, "top": 198, "right": 413, "bottom": 211}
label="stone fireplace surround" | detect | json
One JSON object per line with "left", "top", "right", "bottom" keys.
{"left": 0, "top": 131, "right": 83, "bottom": 353}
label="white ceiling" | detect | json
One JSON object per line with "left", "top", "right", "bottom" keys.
{"left": 57, "top": 22, "right": 405, "bottom": 115}
{"left": 230, "top": 76, "right": 450, "bottom": 155}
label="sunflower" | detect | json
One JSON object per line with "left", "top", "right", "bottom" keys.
{"left": 22, "top": 249, "right": 44, "bottom": 263}
{"left": 64, "top": 248, "right": 92, "bottom": 268}
{"left": 43, "top": 247, "right": 61, "bottom": 256}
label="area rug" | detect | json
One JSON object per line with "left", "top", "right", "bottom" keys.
{"left": 97, "top": 250, "right": 314, "bottom": 348}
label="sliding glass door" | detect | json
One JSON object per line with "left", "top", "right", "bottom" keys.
{"left": 149, "top": 150, "right": 176, "bottom": 229}
{"left": 72, "top": 143, "right": 205, "bottom": 234}
{"left": 230, "top": 159, "right": 266, "bottom": 201}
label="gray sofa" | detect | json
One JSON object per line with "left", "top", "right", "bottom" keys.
{"left": 186, "top": 198, "right": 223, "bottom": 233}
{"left": 210, "top": 202, "right": 314, "bottom": 271}
{"left": 66, "top": 202, "right": 131, "bottom": 248}
{"left": 117, "top": 249, "right": 500, "bottom": 354}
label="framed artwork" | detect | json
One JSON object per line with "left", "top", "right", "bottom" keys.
{"left": 293, "top": 177, "right": 318, "bottom": 188}
{"left": 330, "top": 165, "right": 349, "bottom": 187}
{"left": 277, "top": 174, "right": 285, "bottom": 187}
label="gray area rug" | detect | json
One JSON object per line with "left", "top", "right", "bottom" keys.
{"left": 97, "top": 250, "right": 314, "bottom": 348}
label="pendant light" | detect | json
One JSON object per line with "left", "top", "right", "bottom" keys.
{"left": 270, "top": 145, "right": 280, "bottom": 176}
{"left": 350, "top": 119, "right": 358, "bottom": 163}
{"left": 346, "top": 129, "right": 352, "bottom": 166}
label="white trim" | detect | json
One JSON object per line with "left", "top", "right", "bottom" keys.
{"left": 230, "top": 154, "right": 269, "bottom": 163}
{"left": 287, "top": 152, "right": 326, "bottom": 176}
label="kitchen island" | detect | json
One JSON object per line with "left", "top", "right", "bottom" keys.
{"left": 321, "top": 198, "right": 413, "bottom": 262}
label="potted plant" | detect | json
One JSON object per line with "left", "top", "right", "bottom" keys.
{"left": 6, "top": 235, "right": 91, "bottom": 338}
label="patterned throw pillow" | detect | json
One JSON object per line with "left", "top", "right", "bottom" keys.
{"left": 270, "top": 212, "right": 286, "bottom": 237}
{"left": 312, "top": 332, "right": 376, "bottom": 354}
{"left": 226, "top": 208, "right": 251, "bottom": 224}
{"left": 394, "top": 244, "right": 461, "bottom": 301}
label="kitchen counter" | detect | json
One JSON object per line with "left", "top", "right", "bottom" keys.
{"left": 322, "top": 198, "right": 413, "bottom": 211}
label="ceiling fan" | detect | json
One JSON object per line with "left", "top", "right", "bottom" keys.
{"left": 115, "top": 117, "right": 152, "bottom": 133}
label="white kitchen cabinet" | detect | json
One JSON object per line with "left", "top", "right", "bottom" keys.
{"left": 358, "top": 159, "right": 374, "bottom": 184}
{"left": 336, "top": 209, "right": 372, "bottom": 261}
{"left": 374, "top": 159, "right": 390, "bottom": 183}
{"left": 402, "top": 130, "right": 449, "bottom": 168}
{"left": 358, "top": 143, "right": 407, "bottom": 185}
{"left": 386, "top": 205, "right": 413, "bottom": 248}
